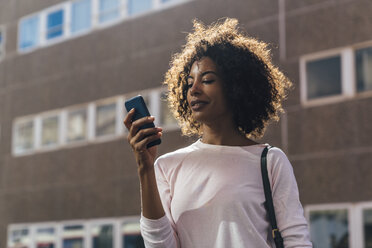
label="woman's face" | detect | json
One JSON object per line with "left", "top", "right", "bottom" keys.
{"left": 186, "top": 57, "right": 231, "bottom": 124}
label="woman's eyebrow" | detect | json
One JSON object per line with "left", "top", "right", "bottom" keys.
{"left": 187, "top": 71, "right": 218, "bottom": 79}
{"left": 201, "top": 71, "right": 218, "bottom": 77}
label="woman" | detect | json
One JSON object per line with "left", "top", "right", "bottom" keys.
{"left": 124, "top": 18, "right": 312, "bottom": 248}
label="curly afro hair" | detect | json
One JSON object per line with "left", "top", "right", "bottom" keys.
{"left": 163, "top": 18, "right": 293, "bottom": 139}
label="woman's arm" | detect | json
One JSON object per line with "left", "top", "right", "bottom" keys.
{"left": 268, "top": 148, "right": 313, "bottom": 248}
{"left": 123, "top": 109, "right": 178, "bottom": 247}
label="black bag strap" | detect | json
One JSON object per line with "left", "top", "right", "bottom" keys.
{"left": 261, "top": 145, "right": 284, "bottom": 248}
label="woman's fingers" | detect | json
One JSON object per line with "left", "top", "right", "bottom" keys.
{"left": 133, "top": 132, "right": 162, "bottom": 152}
{"left": 123, "top": 108, "right": 135, "bottom": 129}
{"left": 129, "top": 116, "right": 155, "bottom": 138}
{"left": 130, "top": 127, "right": 162, "bottom": 147}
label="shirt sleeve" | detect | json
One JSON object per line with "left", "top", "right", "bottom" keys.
{"left": 140, "top": 158, "right": 180, "bottom": 248}
{"left": 268, "top": 147, "right": 313, "bottom": 248}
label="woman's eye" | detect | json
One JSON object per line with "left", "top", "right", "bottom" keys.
{"left": 202, "top": 80, "right": 214, "bottom": 84}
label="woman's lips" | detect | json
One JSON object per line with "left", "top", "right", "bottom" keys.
{"left": 190, "top": 101, "right": 208, "bottom": 111}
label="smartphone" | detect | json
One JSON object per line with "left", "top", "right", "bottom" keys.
{"left": 124, "top": 95, "right": 161, "bottom": 148}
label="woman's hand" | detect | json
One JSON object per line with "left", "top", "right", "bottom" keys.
{"left": 123, "top": 108, "right": 163, "bottom": 171}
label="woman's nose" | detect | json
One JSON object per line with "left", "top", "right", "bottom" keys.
{"left": 189, "top": 80, "right": 201, "bottom": 95}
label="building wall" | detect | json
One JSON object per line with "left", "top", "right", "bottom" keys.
{"left": 0, "top": 0, "right": 372, "bottom": 247}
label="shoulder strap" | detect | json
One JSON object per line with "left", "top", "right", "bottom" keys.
{"left": 261, "top": 145, "right": 284, "bottom": 248}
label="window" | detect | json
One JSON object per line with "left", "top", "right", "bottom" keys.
{"left": 67, "top": 108, "right": 87, "bottom": 143}
{"left": 46, "top": 8, "right": 65, "bottom": 40}
{"left": 71, "top": 0, "right": 92, "bottom": 34}
{"left": 128, "top": 0, "right": 152, "bottom": 15}
{"left": 19, "top": 15, "right": 40, "bottom": 50}
{"left": 121, "top": 221, "right": 145, "bottom": 248}
{"left": 35, "top": 227, "right": 56, "bottom": 248}
{"left": 96, "top": 101, "right": 116, "bottom": 138}
{"left": 91, "top": 223, "right": 114, "bottom": 248}
{"left": 306, "top": 55, "right": 342, "bottom": 100}
{"left": 355, "top": 46, "right": 372, "bottom": 93}
{"left": 13, "top": 119, "right": 34, "bottom": 154}
{"left": 41, "top": 115, "right": 59, "bottom": 147}
{"left": 0, "top": 27, "right": 4, "bottom": 60}
{"left": 363, "top": 208, "right": 372, "bottom": 248}
{"left": 8, "top": 228, "right": 31, "bottom": 248}
{"left": 309, "top": 208, "right": 349, "bottom": 248}
{"left": 62, "top": 225, "right": 84, "bottom": 248}
{"left": 98, "top": 0, "right": 121, "bottom": 24}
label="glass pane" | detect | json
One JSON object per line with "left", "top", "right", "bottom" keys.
{"left": 71, "top": 0, "right": 91, "bottom": 33}
{"left": 356, "top": 47, "right": 372, "bottom": 93}
{"left": 128, "top": 0, "right": 152, "bottom": 15}
{"left": 14, "top": 120, "right": 34, "bottom": 153}
{"left": 62, "top": 225, "right": 84, "bottom": 248}
{"left": 42, "top": 116, "right": 59, "bottom": 147}
{"left": 309, "top": 209, "right": 349, "bottom": 248}
{"left": 19, "top": 15, "right": 40, "bottom": 49}
{"left": 8, "top": 228, "right": 31, "bottom": 248}
{"left": 36, "top": 227, "right": 56, "bottom": 248}
{"left": 306, "top": 56, "right": 342, "bottom": 100}
{"left": 96, "top": 102, "right": 116, "bottom": 137}
{"left": 121, "top": 222, "right": 145, "bottom": 248}
{"left": 160, "top": 92, "right": 177, "bottom": 126}
{"left": 364, "top": 209, "right": 372, "bottom": 248}
{"left": 47, "top": 9, "right": 64, "bottom": 40}
{"left": 67, "top": 109, "right": 87, "bottom": 142}
{"left": 92, "top": 224, "right": 113, "bottom": 248}
{"left": 99, "top": 0, "right": 120, "bottom": 23}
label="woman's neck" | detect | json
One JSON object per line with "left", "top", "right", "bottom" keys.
{"left": 200, "top": 122, "right": 259, "bottom": 146}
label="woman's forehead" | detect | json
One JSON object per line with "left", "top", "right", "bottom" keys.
{"left": 190, "top": 57, "right": 217, "bottom": 75}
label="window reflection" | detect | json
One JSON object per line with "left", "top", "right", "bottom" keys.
{"left": 96, "top": 102, "right": 116, "bottom": 137}
{"left": 306, "top": 56, "right": 342, "bottom": 100}
{"left": 364, "top": 209, "right": 372, "bottom": 248}
{"left": 121, "top": 222, "right": 145, "bottom": 248}
{"left": 14, "top": 120, "right": 34, "bottom": 153}
{"left": 92, "top": 224, "right": 113, "bottom": 248}
{"left": 67, "top": 108, "right": 87, "bottom": 142}
{"left": 356, "top": 47, "right": 372, "bottom": 93}
{"left": 98, "top": 0, "right": 120, "bottom": 23}
{"left": 36, "top": 227, "right": 56, "bottom": 248}
{"left": 46, "top": 9, "right": 64, "bottom": 40}
{"left": 309, "top": 209, "right": 349, "bottom": 248}
{"left": 8, "top": 228, "right": 31, "bottom": 248}
{"left": 62, "top": 225, "right": 84, "bottom": 248}
{"left": 41, "top": 116, "right": 59, "bottom": 147}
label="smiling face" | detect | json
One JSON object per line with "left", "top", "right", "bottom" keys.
{"left": 186, "top": 57, "right": 232, "bottom": 125}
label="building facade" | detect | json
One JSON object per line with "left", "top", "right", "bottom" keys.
{"left": 0, "top": 0, "right": 371, "bottom": 247}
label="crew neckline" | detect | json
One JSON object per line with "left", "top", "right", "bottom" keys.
{"left": 195, "top": 139, "right": 269, "bottom": 149}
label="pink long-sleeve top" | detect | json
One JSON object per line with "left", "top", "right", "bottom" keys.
{"left": 140, "top": 140, "right": 312, "bottom": 248}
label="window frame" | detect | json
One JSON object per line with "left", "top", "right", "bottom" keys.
{"left": 12, "top": 116, "right": 36, "bottom": 156}
{"left": 39, "top": 110, "right": 62, "bottom": 151}
{"left": 353, "top": 41, "right": 372, "bottom": 98}
{"left": 305, "top": 202, "right": 361, "bottom": 248}
{"left": 18, "top": 13, "right": 41, "bottom": 53}
{"left": 300, "top": 47, "right": 355, "bottom": 108}
{"left": 93, "top": 97, "right": 118, "bottom": 141}
{"left": 70, "top": 0, "right": 93, "bottom": 36}
{"left": 65, "top": 104, "right": 89, "bottom": 145}
{"left": 42, "top": 2, "right": 70, "bottom": 46}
